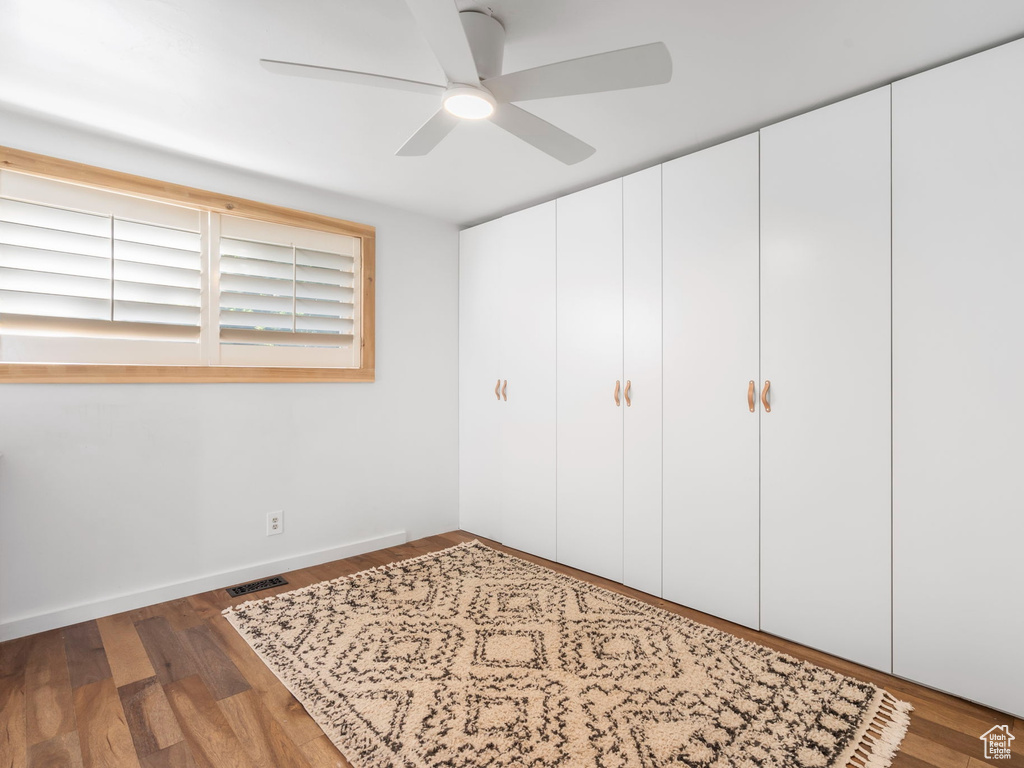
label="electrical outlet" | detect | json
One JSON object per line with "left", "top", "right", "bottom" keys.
{"left": 267, "top": 511, "right": 284, "bottom": 536}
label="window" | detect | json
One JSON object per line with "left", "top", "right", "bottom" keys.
{"left": 217, "top": 215, "right": 359, "bottom": 368}
{"left": 0, "top": 148, "right": 374, "bottom": 382}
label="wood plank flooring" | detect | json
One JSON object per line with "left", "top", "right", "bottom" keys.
{"left": 1, "top": 530, "right": 1020, "bottom": 768}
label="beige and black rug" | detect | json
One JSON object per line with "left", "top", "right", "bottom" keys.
{"left": 224, "top": 541, "right": 911, "bottom": 768}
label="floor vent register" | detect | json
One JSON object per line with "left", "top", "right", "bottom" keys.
{"left": 226, "top": 576, "right": 288, "bottom": 597}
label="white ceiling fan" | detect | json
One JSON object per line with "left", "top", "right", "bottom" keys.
{"left": 260, "top": 1, "right": 672, "bottom": 165}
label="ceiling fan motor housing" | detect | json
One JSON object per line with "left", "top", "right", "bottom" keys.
{"left": 460, "top": 11, "right": 505, "bottom": 80}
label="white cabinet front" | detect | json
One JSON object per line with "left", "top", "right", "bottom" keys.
{"left": 662, "top": 133, "right": 761, "bottom": 629}
{"left": 459, "top": 204, "right": 557, "bottom": 555}
{"left": 760, "top": 87, "right": 893, "bottom": 672}
{"left": 623, "top": 166, "right": 664, "bottom": 597}
{"left": 556, "top": 179, "right": 625, "bottom": 582}
{"left": 459, "top": 218, "right": 505, "bottom": 542}
{"left": 498, "top": 203, "right": 557, "bottom": 562}
{"left": 892, "top": 39, "right": 1024, "bottom": 717}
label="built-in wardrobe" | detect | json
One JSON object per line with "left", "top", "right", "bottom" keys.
{"left": 555, "top": 169, "right": 663, "bottom": 593}
{"left": 458, "top": 36, "right": 1023, "bottom": 717}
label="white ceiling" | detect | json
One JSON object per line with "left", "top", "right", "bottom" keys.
{"left": 2, "top": 0, "right": 1024, "bottom": 227}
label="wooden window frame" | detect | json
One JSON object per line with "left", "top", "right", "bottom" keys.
{"left": 0, "top": 146, "right": 375, "bottom": 383}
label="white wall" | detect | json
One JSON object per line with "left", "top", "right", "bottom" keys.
{"left": 0, "top": 107, "right": 461, "bottom": 639}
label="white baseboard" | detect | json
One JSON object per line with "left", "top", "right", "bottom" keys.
{"left": 0, "top": 530, "right": 407, "bottom": 641}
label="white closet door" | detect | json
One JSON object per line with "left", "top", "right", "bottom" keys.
{"left": 662, "top": 134, "right": 761, "bottom": 629}
{"left": 893, "top": 40, "right": 1024, "bottom": 717}
{"left": 499, "top": 202, "right": 557, "bottom": 561}
{"left": 623, "top": 167, "right": 663, "bottom": 596}
{"left": 459, "top": 218, "right": 504, "bottom": 541}
{"left": 557, "top": 179, "right": 624, "bottom": 581}
{"left": 760, "top": 87, "right": 892, "bottom": 672}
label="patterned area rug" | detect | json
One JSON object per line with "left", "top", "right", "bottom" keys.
{"left": 224, "top": 541, "right": 911, "bottom": 768}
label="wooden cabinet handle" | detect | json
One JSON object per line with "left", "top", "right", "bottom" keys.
{"left": 614, "top": 380, "right": 621, "bottom": 406}
{"left": 624, "top": 380, "right": 632, "bottom": 407}
{"left": 761, "top": 380, "right": 771, "bottom": 413}
{"left": 502, "top": 380, "right": 507, "bottom": 401}
{"left": 495, "top": 379, "right": 501, "bottom": 401}
{"left": 748, "top": 380, "right": 755, "bottom": 412}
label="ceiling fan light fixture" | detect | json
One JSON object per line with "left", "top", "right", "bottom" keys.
{"left": 443, "top": 85, "right": 495, "bottom": 119}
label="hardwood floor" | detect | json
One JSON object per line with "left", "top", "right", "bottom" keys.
{"left": 1, "top": 530, "right": 1021, "bottom": 768}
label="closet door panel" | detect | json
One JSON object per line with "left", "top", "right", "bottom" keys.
{"left": 556, "top": 180, "right": 624, "bottom": 582}
{"left": 623, "top": 166, "right": 663, "bottom": 596}
{"left": 893, "top": 39, "right": 1024, "bottom": 717}
{"left": 662, "top": 134, "right": 761, "bottom": 628}
{"left": 760, "top": 87, "right": 892, "bottom": 671}
{"left": 499, "top": 202, "right": 557, "bottom": 562}
{"left": 459, "top": 218, "right": 504, "bottom": 541}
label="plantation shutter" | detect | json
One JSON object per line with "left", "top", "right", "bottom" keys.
{"left": 217, "top": 215, "right": 360, "bottom": 368}
{"left": 0, "top": 170, "right": 203, "bottom": 365}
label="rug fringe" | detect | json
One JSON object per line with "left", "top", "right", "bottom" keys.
{"left": 842, "top": 691, "right": 913, "bottom": 768}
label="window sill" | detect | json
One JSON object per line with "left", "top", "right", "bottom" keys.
{"left": 0, "top": 363, "right": 375, "bottom": 384}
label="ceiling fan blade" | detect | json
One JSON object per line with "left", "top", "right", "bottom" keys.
{"left": 489, "top": 103, "right": 595, "bottom": 165}
{"left": 396, "top": 108, "right": 460, "bottom": 156}
{"left": 261, "top": 59, "right": 444, "bottom": 96}
{"left": 484, "top": 42, "right": 672, "bottom": 103}
{"left": 403, "top": 0, "right": 481, "bottom": 85}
